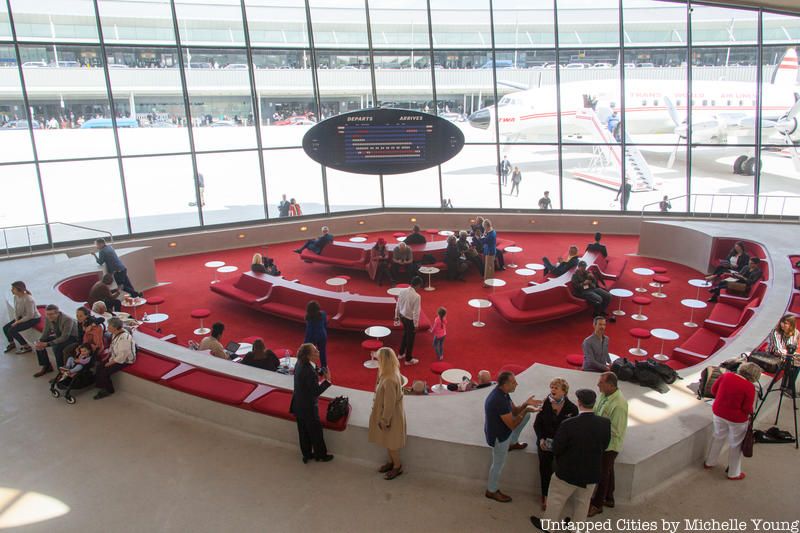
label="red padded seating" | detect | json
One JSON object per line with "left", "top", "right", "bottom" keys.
{"left": 719, "top": 281, "right": 767, "bottom": 308}
{"left": 338, "top": 299, "right": 430, "bottom": 331}
{"left": 393, "top": 232, "right": 406, "bottom": 237}
{"left": 56, "top": 272, "right": 100, "bottom": 303}
{"left": 789, "top": 293, "right": 800, "bottom": 315}
{"left": 33, "top": 305, "right": 47, "bottom": 332}
{"left": 123, "top": 350, "right": 179, "bottom": 381}
{"left": 499, "top": 363, "right": 526, "bottom": 374}
{"left": 261, "top": 286, "right": 342, "bottom": 323}
{"left": 166, "top": 369, "right": 256, "bottom": 405}
{"left": 146, "top": 296, "right": 165, "bottom": 313}
{"left": 704, "top": 296, "right": 761, "bottom": 336}
{"left": 191, "top": 308, "right": 210, "bottom": 319}
{"left": 652, "top": 275, "right": 670, "bottom": 298}
{"left": 210, "top": 274, "right": 273, "bottom": 304}
{"left": 672, "top": 328, "right": 724, "bottom": 364}
{"left": 794, "top": 273, "right": 800, "bottom": 290}
{"left": 492, "top": 285, "right": 587, "bottom": 324}
{"left": 566, "top": 354, "right": 583, "bottom": 367}
{"left": 629, "top": 328, "right": 651, "bottom": 356}
{"left": 248, "top": 390, "right": 349, "bottom": 431}
{"left": 631, "top": 295, "right": 651, "bottom": 321}
{"left": 300, "top": 245, "right": 369, "bottom": 269}
{"left": 361, "top": 339, "right": 383, "bottom": 351}
{"left": 650, "top": 266, "right": 667, "bottom": 274}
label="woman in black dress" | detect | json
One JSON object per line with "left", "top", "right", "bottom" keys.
{"left": 242, "top": 339, "right": 279, "bottom": 371}
{"left": 533, "top": 377, "right": 578, "bottom": 511}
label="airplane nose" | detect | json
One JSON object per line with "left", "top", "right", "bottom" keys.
{"left": 468, "top": 109, "right": 490, "bottom": 130}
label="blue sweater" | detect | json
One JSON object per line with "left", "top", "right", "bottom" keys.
{"left": 482, "top": 230, "right": 497, "bottom": 256}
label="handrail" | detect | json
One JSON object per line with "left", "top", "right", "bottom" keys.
{"left": 1, "top": 222, "right": 113, "bottom": 258}
{"left": 641, "top": 193, "right": 800, "bottom": 220}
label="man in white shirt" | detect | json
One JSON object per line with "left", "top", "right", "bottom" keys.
{"left": 394, "top": 276, "right": 423, "bottom": 365}
{"left": 94, "top": 317, "right": 136, "bottom": 400}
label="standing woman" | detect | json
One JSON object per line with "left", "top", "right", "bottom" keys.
{"left": 3, "top": 281, "right": 40, "bottom": 354}
{"left": 481, "top": 219, "right": 497, "bottom": 280}
{"left": 510, "top": 166, "right": 522, "bottom": 196}
{"left": 533, "top": 378, "right": 578, "bottom": 511}
{"left": 288, "top": 198, "right": 302, "bottom": 217}
{"left": 304, "top": 300, "right": 329, "bottom": 368}
{"left": 703, "top": 362, "right": 762, "bottom": 480}
{"left": 368, "top": 347, "right": 407, "bottom": 480}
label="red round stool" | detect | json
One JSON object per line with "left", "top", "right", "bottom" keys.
{"left": 426, "top": 229, "right": 439, "bottom": 241}
{"left": 651, "top": 275, "right": 671, "bottom": 299}
{"left": 629, "top": 328, "right": 651, "bottom": 356}
{"left": 356, "top": 233, "right": 369, "bottom": 238}
{"left": 649, "top": 266, "right": 667, "bottom": 287}
{"left": 191, "top": 308, "right": 211, "bottom": 335}
{"left": 431, "top": 361, "right": 454, "bottom": 393}
{"left": 361, "top": 339, "right": 383, "bottom": 369}
{"left": 393, "top": 232, "right": 406, "bottom": 238}
{"left": 631, "top": 295, "right": 652, "bottom": 321}
{"left": 146, "top": 296, "right": 164, "bottom": 313}
{"left": 499, "top": 363, "right": 525, "bottom": 375}
{"left": 395, "top": 283, "right": 410, "bottom": 289}
{"left": 566, "top": 353, "right": 584, "bottom": 368}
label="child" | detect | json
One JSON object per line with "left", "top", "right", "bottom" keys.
{"left": 431, "top": 307, "right": 447, "bottom": 361}
{"left": 53, "top": 343, "right": 93, "bottom": 387}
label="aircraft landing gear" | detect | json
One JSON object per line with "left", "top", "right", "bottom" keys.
{"left": 732, "top": 155, "right": 756, "bottom": 176}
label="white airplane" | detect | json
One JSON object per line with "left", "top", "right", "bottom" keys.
{"left": 468, "top": 49, "right": 800, "bottom": 191}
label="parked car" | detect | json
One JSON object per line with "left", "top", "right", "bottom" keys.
{"left": 223, "top": 63, "right": 248, "bottom": 70}
{"left": 51, "top": 61, "right": 80, "bottom": 68}
{"left": 2, "top": 120, "right": 42, "bottom": 129}
{"left": 108, "top": 63, "right": 130, "bottom": 69}
{"left": 274, "top": 115, "right": 316, "bottom": 126}
{"left": 22, "top": 61, "right": 47, "bottom": 68}
{"left": 81, "top": 117, "right": 138, "bottom": 128}
{"left": 592, "top": 62, "right": 614, "bottom": 69}
{"left": 187, "top": 62, "right": 213, "bottom": 69}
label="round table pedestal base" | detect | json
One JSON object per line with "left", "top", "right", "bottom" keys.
{"left": 210, "top": 280, "right": 220, "bottom": 285}
{"left": 629, "top": 348, "right": 648, "bottom": 357}
{"left": 424, "top": 287, "right": 436, "bottom": 292}
{"left": 612, "top": 310, "right": 626, "bottom": 316}
{"left": 631, "top": 314, "right": 648, "bottom": 321}
{"left": 649, "top": 281, "right": 661, "bottom": 288}
{"left": 507, "top": 263, "right": 518, "bottom": 269}
{"left": 635, "top": 287, "right": 648, "bottom": 293}
{"left": 684, "top": 321, "right": 698, "bottom": 328}
{"left": 363, "top": 360, "right": 379, "bottom": 369}
{"left": 431, "top": 384, "right": 448, "bottom": 394}
{"left": 472, "top": 321, "right": 486, "bottom": 328}
{"left": 194, "top": 327, "right": 210, "bottom": 335}
{"left": 654, "top": 354, "right": 670, "bottom": 361}
{"left": 652, "top": 292, "right": 667, "bottom": 298}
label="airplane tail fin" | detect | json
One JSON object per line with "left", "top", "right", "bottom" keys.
{"left": 771, "top": 48, "right": 798, "bottom": 86}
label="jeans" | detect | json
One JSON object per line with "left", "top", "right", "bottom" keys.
{"left": 399, "top": 317, "right": 416, "bottom": 361}
{"left": 705, "top": 414, "right": 749, "bottom": 477}
{"left": 113, "top": 269, "right": 138, "bottom": 296}
{"left": 579, "top": 288, "right": 612, "bottom": 316}
{"left": 433, "top": 336, "right": 445, "bottom": 360}
{"left": 487, "top": 412, "right": 530, "bottom": 492}
{"left": 3, "top": 317, "right": 40, "bottom": 346}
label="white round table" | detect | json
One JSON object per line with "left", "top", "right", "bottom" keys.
{"left": 122, "top": 297, "right": 146, "bottom": 319}
{"left": 326, "top": 277, "right": 348, "bottom": 292}
{"left": 469, "top": 298, "right": 492, "bottom": 327}
{"left": 205, "top": 260, "right": 226, "bottom": 284}
{"left": 418, "top": 266, "right": 440, "bottom": 291}
{"left": 688, "top": 278, "right": 713, "bottom": 299}
{"left": 142, "top": 313, "right": 169, "bottom": 324}
{"left": 651, "top": 328, "right": 679, "bottom": 361}
{"left": 632, "top": 267, "right": 654, "bottom": 293}
{"left": 484, "top": 278, "right": 507, "bottom": 293}
{"left": 525, "top": 263, "right": 545, "bottom": 272}
{"left": 609, "top": 288, "right": 633, "bottom": 316}
{"left": 504, "top": 246, "right": 523, "bottom": 268}
{"left": 386, "top": 286, "right": 405, "bottom": 296}
{"left": 217, "top": 266, "right": 239, "bottom": 281}
{"left": 438, "top": 230, "right": 455, "bottom": 238}
{"left": 349, "top": 236, "right": 367, "bottom": 243}
{"left": 441, "top": 368, "right": 473, "bottom": 387}
{"left": 363, "top": 326, "right": 392, "bottom": 369}
{"left": 515, "top": 268, "right": 536, "bottom": 277}
{"left": 681, "top": 298, "right": 708, "bottom": 328}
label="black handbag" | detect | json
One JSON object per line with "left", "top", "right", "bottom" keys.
{"left": 748, "top": 351, "right": 782, "bottom": 374}
{"left": 326, "top": 396, "right": 349, "bottom": 422}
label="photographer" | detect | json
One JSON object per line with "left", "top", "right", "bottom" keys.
{"left": 767, "top": 314, "right": 800, "bottom": 383}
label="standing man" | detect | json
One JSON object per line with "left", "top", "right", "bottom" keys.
{"left": 189, "top": 173, "right": 205, "bottom": 207}
{"left": 538, "top": 191, "right": 552, "bottom": 210}
{"left": 93, "top": 238, "right": 140, "bottom": 297}
{"left": 615, "top": 179, "right": 632, "bottom": 211}
{"left": 510, "top": 166, "right": 522, "bottom": 196}
{"left": 589, "top": 372, "right": 629, "bottom": 517}
{"left": 33, "top": 304, "right": 78, "bottom": 377}
{"left": 394, "top": 276, "right": 422, "bottom": 366}
{"left": 290, "top": 343, "right": 334, "bottom": 463}
{"left": 484, "top": 371, "right": 540, "bottom": 503}
{"left": 278, "top": 194, "right": 291, "bottom": 218}
{"left": 659, "top": 195, "right": 672, "bottom": 212}
{"left": 499, "top": 155, "right": 512, "bottom": 186}
{"left": 530, "top": 389, "right": 611, "bottom": 531}
{"left": 582, "top": 316, "right": 611, "bottom": 372}
{"left": 294, "top": 226, "right": 333, "bottom": 255}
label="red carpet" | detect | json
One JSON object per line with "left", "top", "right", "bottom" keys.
{"left": 146, "top": 231, "right": 711, "bottom": 392}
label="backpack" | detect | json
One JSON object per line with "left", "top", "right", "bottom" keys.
{"left": 633, "top": 362, "right": 669, "bottom": 393}
{"left": 326, "top": 396, "right": 349, "bottom": 422}
{"left": 697, "top": 366, "right": 725, "bottom": 399}
{"left": 649, "top": 359, "right": 680, "bottom": 385}
{"left": 611, "top": 357, "right": 635, "bottom": 382}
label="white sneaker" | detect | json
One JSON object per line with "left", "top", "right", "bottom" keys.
{"left": 404, "top": 358, "right": 419, "bottom": 366}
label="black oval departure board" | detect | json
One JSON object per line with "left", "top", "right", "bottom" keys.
{"left": 302, "top": 108, "right": 465, "bottom": 175}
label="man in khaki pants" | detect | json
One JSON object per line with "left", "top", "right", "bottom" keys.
{"left": 481, "top": 219, "right": 496, "bottom": 280}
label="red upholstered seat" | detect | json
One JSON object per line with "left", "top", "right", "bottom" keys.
{"left": 56, "top": 272, "right": 100, "bottom": 303}
{"left": 499, "top": 363, "right": 526, "bottom": 374}
{"left": 395, "top": 283, "right": 410, "bottom": 289}
{"left": 123, "top": 351, "right": 179, "bottom": 381}
{"left": 672, "top": 328, "right": 724, "bottom": 364}
{"left": 261, "top": 287, "right": 342, "bottom": 323}
{"left": 491, "top": 285, "right": 587, "bottom": 324}
{"left": 704, "top": 297, "right": 760, "bottom": 336}
{"left": 790, "top": 255, "right": 800, "bottom": 269}
{"left": 794, "top": 273, "right": 800, "bottom": 290}
{"left": 426, "top": 229, "right": 439, "bottom": 235}
{"left": 632, "top": 296, "right": 651, "bottom": 306}
{"left": 240, "top": 336, "right": 263, "bottom": 344}
{"left": 211, "top": 273, "right": 273, "bottom": 304}
{"left": 650, "top": 266, "right": 667, "bottom": 274}
{"left": 356, "top": 233, "right": 368, "bottom": 238}
{"left": 300, "top": 245, "right": 369, "bottom": 270}
{"left": 791, "top": 293, "right": 800, "bottom": 315}
{"left": 719, "top": 281, "right": 766, "bottom": 308}
{"left": 431, "top": 361, "right": 453, "bottom": 375}
{"left": 566, "top": 354, "right": 583, "bottom": 367}
{"left": 33, "top": 305, "right": 47, "bottom": 332}
{"left": 630, "top": 328, "right": 651, "bottom": 340}
{"left": 361, "top": 339, "right": 383, "bottom": 351}
{"left": 146, "top": 296, "right": 165, "bottom": 305}
{"left": 393, "top": 232, "right": 405, "bottom": 237}
{"left": 338, "top": 300, "right": 430, "bottom": 331}
{"left": 166, "top": 369, "right": 256, "bottom": 405}
{"left": 191, "top": 308, "right": 211, "bottom": 319}
{"left": 653, "top": 275, "right": 670, "bottom": 284}
{"left": 249, "top": 390, "right": 349, "bottom": 431}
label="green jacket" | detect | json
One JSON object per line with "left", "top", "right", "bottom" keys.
{"left": 594, "top": 389, "right": 628, "bottom": 453}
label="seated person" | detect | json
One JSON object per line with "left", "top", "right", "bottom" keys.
{"left": 264, "top": 257, "right": 281, "bottom": 276}
{"left": 585, "top": 232, "right": 608, "bottom": 258}
{"left": 475, "top": 370, "right": 494, "bottom": 389}
{"left": 198, "top": 322, "right": 230, "bottom": 360}
{"left": 251, "top": 252, "right": 268, "bottom": 273}
{"left": 708, "top": 241, "right": 750, "bottom": 279}
{"left": 391, "top": 241, "right": 418, "bottom": 280}
{"left": 708, "top": 257, "right": 762, "bottom": 303}
{"left": 445, "top": 235, "right": 467, "bottom": 281}
{"left": 368, "top": 238, "right": 394, "bottom": 286}
{"left": 53, "top": 342, "right": 93, "bottom": 388}
{"left": 92, "top": 301, "right": 113, "bottom": 320}
{"left": 767, "top": 314, "right": 800, "bottom": 384}
{"left": 241, "top": 339, "right": 279, "bottom": 371}
{"left": 571, "top": 261, "right": 613, "bottom": 320}
{"left": 582, "top": 316, "right": 611, "bottom": 372}
{"left": 88, "top": 273, "right": 122, "bottom": 312}
{"left": 470, "top": 216, "right": 485, "bottom": 238}
{"left": 404, "top": 225, "right": 427, "bottom": 245}
{"left": 542, "top": 245, "right": 580, "bottom": 277}
{"left": 294, "top": 226, "right": 333, "bottom": 255}
{"left": 457, "top": 231, "right": 483, "bottom": 275}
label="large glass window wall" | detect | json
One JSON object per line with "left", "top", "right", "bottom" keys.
{"left": 0, "top": 0, "right": 798, "bottom": 249}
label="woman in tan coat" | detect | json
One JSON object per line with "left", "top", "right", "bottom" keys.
{"left": 368, "top": 347, "right": 407, "bottom": 480}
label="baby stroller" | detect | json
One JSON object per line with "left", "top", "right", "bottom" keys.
{"left": 49, "top": 353, "right": 96, "bottom": 405}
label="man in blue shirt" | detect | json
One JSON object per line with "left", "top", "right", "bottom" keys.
{"left": 294, "top": 226, "right": 333, "bottom": 255}
{"left": 484, "top": 371, "right": 541, "bottom": 503}
{"left": 92, "top": 239, "right": 140, "bottom": 297}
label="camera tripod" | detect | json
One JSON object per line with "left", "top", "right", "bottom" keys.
{"left": 754, "top": 358, "right": 798, "bottom": 449}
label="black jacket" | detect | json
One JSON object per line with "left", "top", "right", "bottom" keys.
{"left": 586, "top": 242, "right": 608, "bottom": 258}
{"left": 404, "top": 232, "right": 427, "bottom": 245}
{"left": 551, "top": 412, "right": 611, "bottom": 487}
{"left": 735, "top": 264, "right": 762, "bottom": 288}
{"left": 289, "top": 360, "right": 330, "bottom": 420}
{"left": 533, "top": 397, "right": 579, "bottom": 444}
